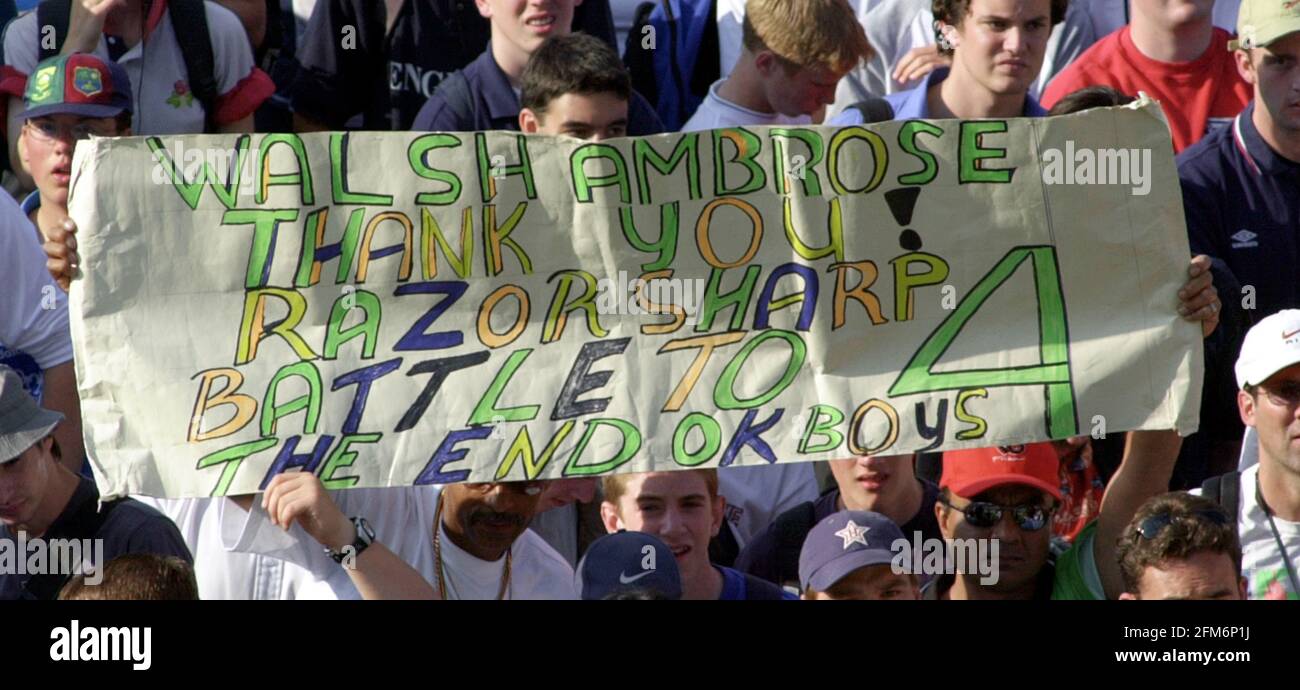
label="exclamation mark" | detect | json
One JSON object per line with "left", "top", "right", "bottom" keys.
{"left": 884, "top": 187, "right": 923, "bottom": 251}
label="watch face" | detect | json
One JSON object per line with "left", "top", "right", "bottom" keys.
{"left": 357, "top": 518, "right": 376, "bottom": 543}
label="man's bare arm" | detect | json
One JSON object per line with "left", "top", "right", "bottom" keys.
{"left": 1093, "top": 429, "right": 1183, "bottom": 599}
{"left": 61, "top": 0, "right": 123, "bottom": 55}
{"left": 346, "top": 543, "right": 439, "bottom": 600}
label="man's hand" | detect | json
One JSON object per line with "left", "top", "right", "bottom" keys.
{"left": 260, "top": 473, "right": 438, "bottom": 599}
{"left": 892, "top": 44, "right": 951, "bottom": 85}
{"left": 64, "top": 0, "right": 127, "bottom": 55}
{"left": 1094, "top": 429, "right": 1183, "bottom": 599}
{"left": 44, "top": 219, "right": 79, "bottom": 292}
{"left": 1179, "top": 254, "right": 1219, "bottom": 338}
{"left": 262, "top": 472, "right": 354, "bottom": 551}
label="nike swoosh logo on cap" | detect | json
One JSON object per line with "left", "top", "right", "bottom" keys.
{"left": 619, "top": 570, "right": 654, "bottom": 584}
{"left": 1285, "top": 329, "right": 1300, "bottom": 339}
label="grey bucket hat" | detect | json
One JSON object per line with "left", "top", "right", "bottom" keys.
{"left": 0, "top": 367, "right": 64, "bottom": 464}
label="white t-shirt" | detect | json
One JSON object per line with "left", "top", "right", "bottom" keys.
{"left": 1233, "top": 464, "right": 1300, "bottom": 600}
{"left": 2, "top": 2, "right": 272, "bottom": 133}
{"left": 135, "top": 496, "right": 337, "bottom": 600}
{"left": 682, "top": 79, "right": 812, "bottom": 131}
{"left": 718, "top": 463, "right": 819, "bottom": 547}
{"left": 716, "top": 0, "right": 748, "bottom": 78}
{"left": 0, "top": 191, "right": 71, "bottom": 400}
{"left": 1193, "top": 463, "right": 1300, "bottom": 600}
{"left": 219, "top": 485, "right": 577, "bottom": 600}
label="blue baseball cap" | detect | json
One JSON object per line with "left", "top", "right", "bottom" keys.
{"left": 798, "top": 510, "right": 906, "bottom": 592}
{"left": 576, "top": 531, "right": 682, "bottom": 600}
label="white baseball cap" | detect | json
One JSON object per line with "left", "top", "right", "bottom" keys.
{"left": 1235, "top": 309, "right": 1300, "bottom": 389}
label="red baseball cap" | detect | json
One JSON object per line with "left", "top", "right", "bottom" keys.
{"left": 941, "top": 443, "right": 1062, "bottom": 501}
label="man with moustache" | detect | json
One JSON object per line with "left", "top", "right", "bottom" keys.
{"left": 222, "top": 473, "right": 576, "bottom": 599}
{"left": 734, "top": 454, "right": 940, "bottom": 591}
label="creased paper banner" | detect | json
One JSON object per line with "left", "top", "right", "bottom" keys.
{"left": 67, "top": 98, "right": 1202, "bottom": 499}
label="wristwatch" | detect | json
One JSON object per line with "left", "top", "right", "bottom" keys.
{"left": 327, "top": 517, "right": 376, "bottom": 564}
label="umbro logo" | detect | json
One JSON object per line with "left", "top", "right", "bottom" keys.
{"left": 1231, "top": 229, "right": 1259, "bottom": 249}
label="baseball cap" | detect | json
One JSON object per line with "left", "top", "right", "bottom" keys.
{"left": 0, "top": 367, "right": 65, "bottom": 464}
{"left": 941, "top": 443, "right": 1062, "bottom": 501}
{"left": 1229, "top": 0, "right": 1300, "bottom": 50}
{"left": 575, "top": 531, "right": 682, "bottom": 600}
{"left": 1235, "top": 309, "right": 1300, "bottom": 388}
{"left": 22, "top": 53, "right": 134, "bottom": 120}
{"left": 798, "top": 510, "right": 906, "bottom": 592}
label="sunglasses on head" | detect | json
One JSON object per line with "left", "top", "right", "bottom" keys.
{"left": 1135, "top": 508, "right": 1229, "bottom": 540}
{"left": 940, "top": 496, "right": 1052, "bottom": 531}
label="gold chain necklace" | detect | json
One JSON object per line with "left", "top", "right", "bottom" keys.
{"left": 432, "top": 491, "right": 511, "bottom": 600}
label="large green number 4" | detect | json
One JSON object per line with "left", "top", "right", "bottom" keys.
{"left": 888, "top": 245, "right": 1079, "bottom": 439}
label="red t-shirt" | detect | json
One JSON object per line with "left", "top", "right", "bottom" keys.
{"left": 1042, "top": 27, "right": 1250, "bottom": 153}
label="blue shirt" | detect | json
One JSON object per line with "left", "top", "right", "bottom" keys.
{"left": 2, "top": 192, "right": 47, "bottom": 403}
{"left": 829, "top": 67, "right": 1047, "bottom": 124}
{"left": 411, "top": 46, "right": 665, "bottom": 135}
{"left": 15, "top": 190, "right": 94, "bottom": 478}
{"left": 716, "top": 565, "right": 796, "bottom": 600}
{"left": 1178, "top": 101, "right": 1300, "bottom": 319}
{"left": 0, "top": 477, "right": 192, "bottom": 600}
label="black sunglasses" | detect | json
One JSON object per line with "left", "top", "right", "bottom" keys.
{"left": 1136, "top": 509, "right": 1229, "bottom": 540}
{"left": 940, "top": 497, "right": 1051, "bottom": 531}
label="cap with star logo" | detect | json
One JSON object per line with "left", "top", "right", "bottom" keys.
{"left": 798, "top": 510, "right": 906, "bottom": 593}
{"left": 22, "top": 53, "right": 134, "bottom": 121}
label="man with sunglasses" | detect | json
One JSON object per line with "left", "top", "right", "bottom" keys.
{"left": 929, "top": 444, "right": 1062, "bottom": 600}
{"left": 222, "top": 472, "right": 578, "bottom": 599}
{"left": 1116, "top": 492, "right": 1245, "bottom": 600}
{"left": 934, "top": 432, "right": 1185, "bottom": 599}
{"left": 1207, "top": 309, "right": 1300, "bottom": 599}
